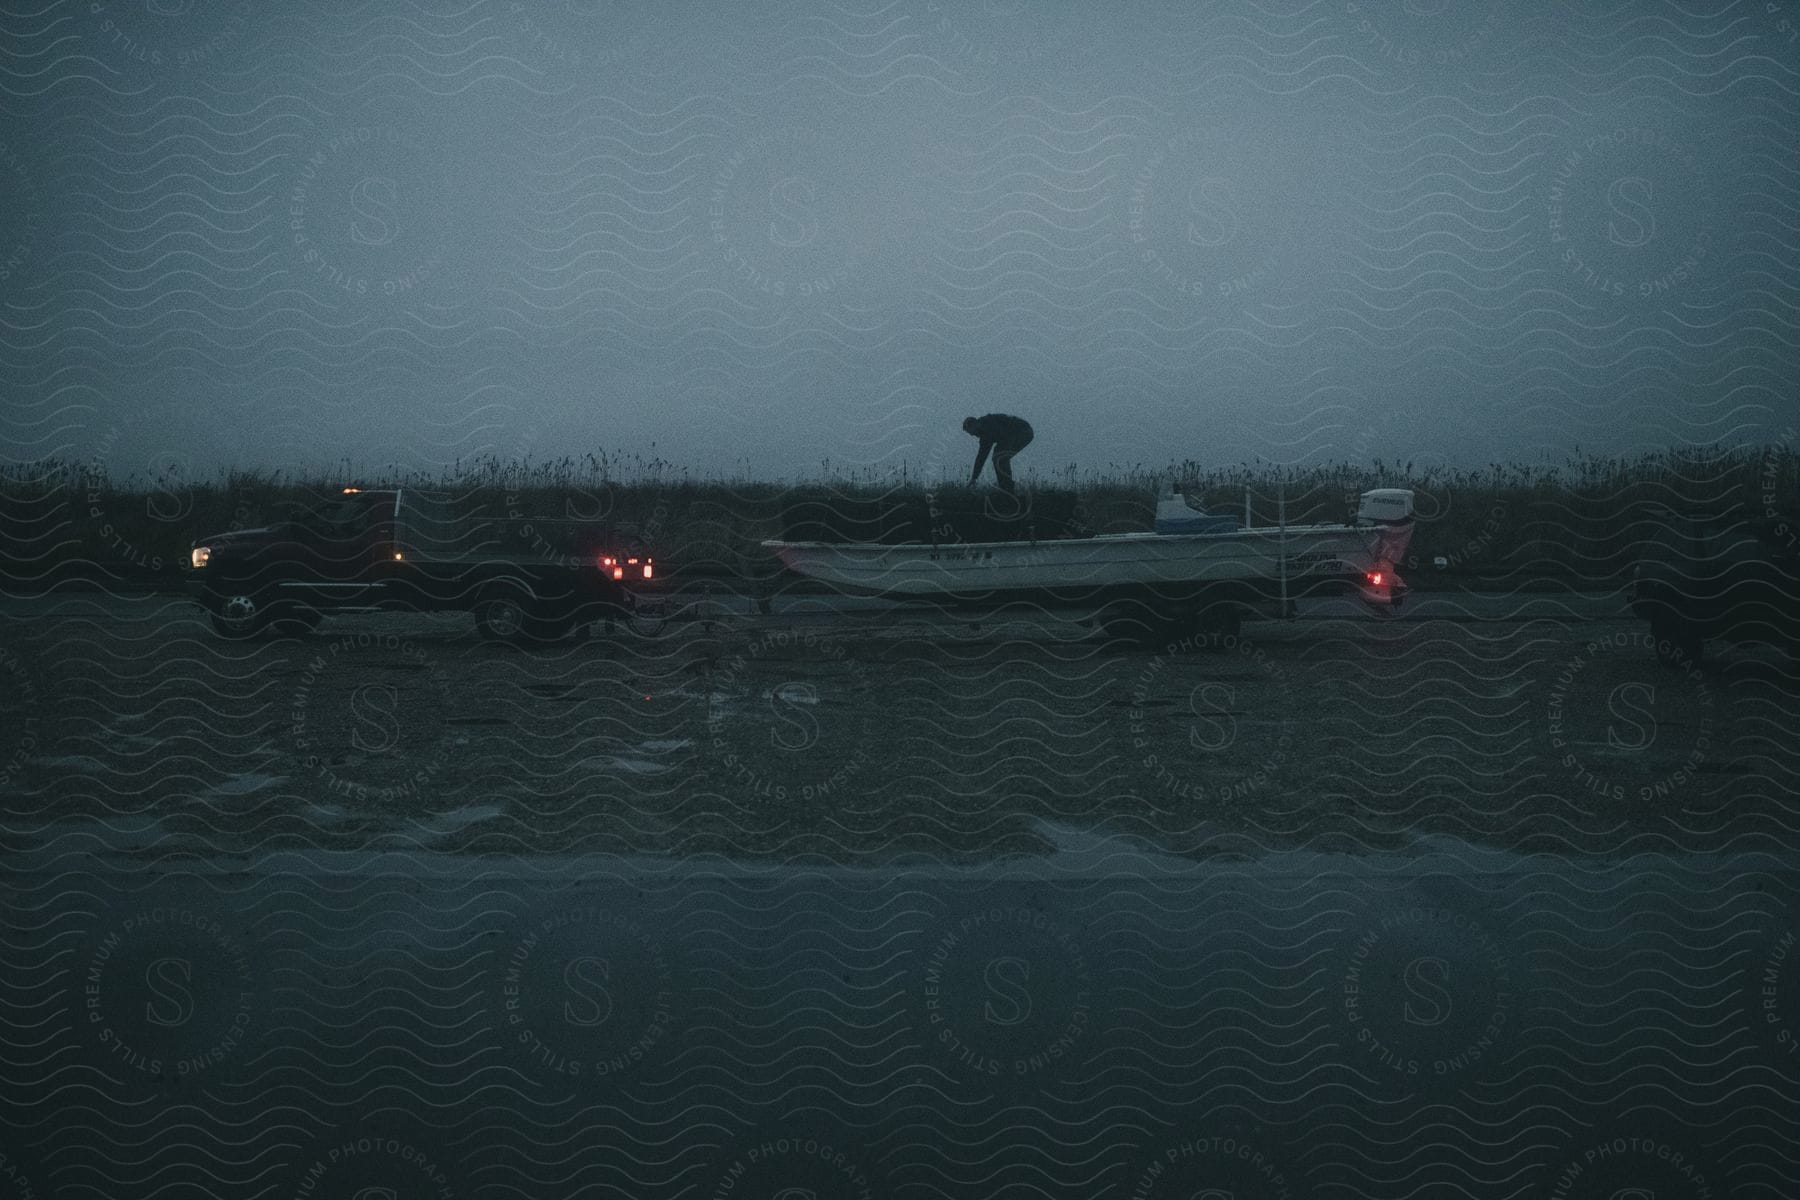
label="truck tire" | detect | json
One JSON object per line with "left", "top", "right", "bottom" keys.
{"left": 207, "top": 591, "right": 277, "bottom": 640}
{"left": 1651, "top": 612, "right": 1703, "bottom": 669}
{"left": 474, "top": 591, "right": 569, "bottom": 647}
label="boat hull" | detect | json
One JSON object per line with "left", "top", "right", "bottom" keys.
{"left": 762, "top": 521, "right": 1411, "bottom": 606}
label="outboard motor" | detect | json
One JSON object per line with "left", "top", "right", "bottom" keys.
{"left": 1356, "top": 488, "right": 1414, "bottom": 527}
{"left": 1355, "top": 487, "right": 1416, "bottom": 588}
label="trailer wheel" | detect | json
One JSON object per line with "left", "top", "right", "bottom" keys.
{"left": 1153, "top": 600, "right": 1245, "bottom": 651}
{"left": 1193, "top": 602, "right": 1244, "bottom": 642}
{"left": 1651, "top": 612, "right": 1703, "bottom": 669}
{"left": 1092, "top": 599, "right": 1162, "bottom": 646}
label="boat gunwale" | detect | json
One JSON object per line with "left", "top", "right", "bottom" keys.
{"left": 760, "top": 520, "right": 1404, "bottom": 554}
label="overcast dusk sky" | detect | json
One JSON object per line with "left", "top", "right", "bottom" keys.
{"left": 2, "top": 1, "right": 1796, "bottom": 483}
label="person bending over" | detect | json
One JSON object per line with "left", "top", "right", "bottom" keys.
{"left": 963, "top": 413, "right": 1034, "bottom": 493}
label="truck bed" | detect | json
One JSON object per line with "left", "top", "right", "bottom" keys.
{"left": 397, "top": 494, "right": 609, "bottom": 566}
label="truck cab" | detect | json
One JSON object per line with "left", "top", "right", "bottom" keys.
{"left": 188, "top": 488, "right": 661, "bottom": 645}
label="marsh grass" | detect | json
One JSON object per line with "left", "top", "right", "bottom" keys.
{"left": 3, "top": 446, "right": 1794, "bottom": 587}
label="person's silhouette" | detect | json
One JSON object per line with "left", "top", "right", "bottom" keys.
{"left": 962, "top": 413, "right": 1034, "bottom": 493}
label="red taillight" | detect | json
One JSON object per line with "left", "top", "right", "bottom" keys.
{"left": 602, "top": 553, "right": 653, "bottom": 580}
{"left": 1368, "top": 571, "right": 1384, "bottom": 587}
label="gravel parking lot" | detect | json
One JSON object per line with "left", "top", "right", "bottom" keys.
{"left": 3, "top": 591, "right": 1792, "bottom": 863}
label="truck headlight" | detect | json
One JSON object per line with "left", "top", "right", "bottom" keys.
{"left": 190, "top": 546, "right": 211, "bottom": 569}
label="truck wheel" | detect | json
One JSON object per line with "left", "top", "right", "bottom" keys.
{"left": 1651, "top": 613, "right": 1703, "bottom": 669}
{"left": 208, "top": 592, "right": 276, "bottom": 640}
{"left": 475, "top": 594, "right": 569, "bottom": 646}
{"left": 475, "top": 594, "right": 531, "bottom": 644}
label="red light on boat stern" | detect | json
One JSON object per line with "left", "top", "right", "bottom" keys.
{"left": 1368, "top": 571, "right": 1384, "bottom": 586}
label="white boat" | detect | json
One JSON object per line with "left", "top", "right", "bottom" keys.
{"left": 762, "top": 487, "right": 1415, "bottom": 611}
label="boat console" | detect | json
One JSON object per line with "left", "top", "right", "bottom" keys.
{"left": 1153, "top": 487, "right": 1239, "bottom": 535}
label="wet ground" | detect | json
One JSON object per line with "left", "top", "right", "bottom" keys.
{"left": 4, "top": 591, "right": 1799, "bottom": 1197}
{"left": 1, "top": 591, "right": 1791, "bottom": 863}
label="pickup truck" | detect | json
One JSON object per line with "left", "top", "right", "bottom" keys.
{"left": 1628, "top": 506, "right": 1800, "bottom": 667}
{"left": 186, "top": 488, "right": 661, "bottom": 644}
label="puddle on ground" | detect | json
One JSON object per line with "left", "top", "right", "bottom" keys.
{"left": 11, "top": 812, "right": 1783, "bottom": 884}
{"left": 421, "top": 803, "right": 505, "bottom": 832}
{"left": 32, "top": 755, "right": 109, "bottom": 774}
{"left": 195, "top": 773, "right": 286, "bottom": 801}
{"left": 758, "top": 686, "right": 817, "bottom": 704}
{"left": 579, "top": 754, "right": 669, "bottom": 775}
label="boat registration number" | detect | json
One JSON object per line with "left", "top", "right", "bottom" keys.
{"left": 1288, "top": 552, "right": 1337, "bottom": 573}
